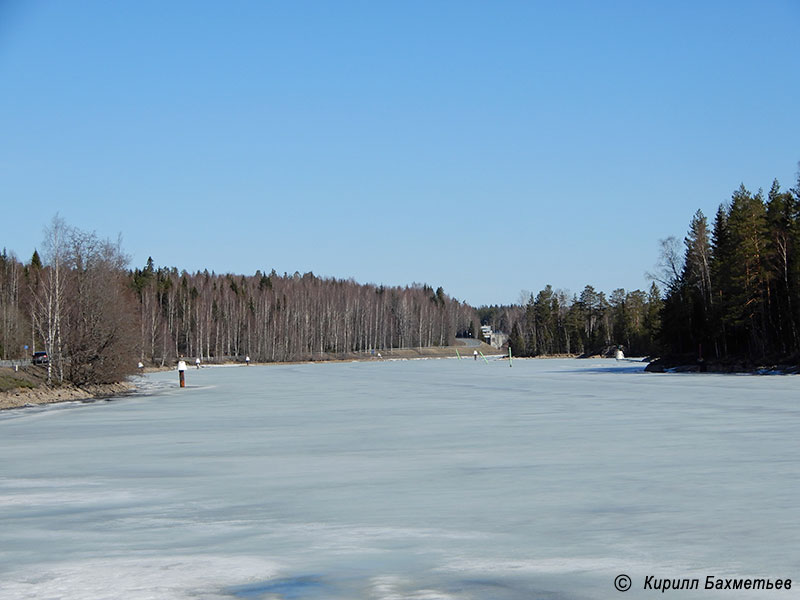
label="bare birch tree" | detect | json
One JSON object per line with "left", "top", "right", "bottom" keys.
{"left": 32, "top": 216, "right": 70, "bottom": 384}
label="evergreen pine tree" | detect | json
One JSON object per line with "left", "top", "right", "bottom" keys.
{"left": 680, "top": 209, "right": 713, "bottom": 354}
{"left": 765, "top": 180, "right": 798, "bottom": 353}
{"left": 726, "top": 185, "right": 770, "bottom": 356}
{"left": 30, "top": 249, "right": 42, "bottom": 270}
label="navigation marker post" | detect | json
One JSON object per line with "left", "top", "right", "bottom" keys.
{"left": 177, "top": 359, "right": 187, "bottom": 387}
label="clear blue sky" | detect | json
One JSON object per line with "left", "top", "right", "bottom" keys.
{"left": 2, "top": 1, "right": 798, "bottom": 306}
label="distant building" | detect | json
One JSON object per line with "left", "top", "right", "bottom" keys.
{"left": 480, "top": 325, "right": 508, "bottom": 349}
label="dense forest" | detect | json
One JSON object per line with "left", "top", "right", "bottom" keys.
{"left": 659, "top": 176, "right": 800, "bottom": 363}
{"left": 128, "top": 261, "right": 476, "bottom": 367}
{"left": 0, "top": 217, "right": 476, "bottom": 385}
{"left": 482, "top": 173, "right": 800, "bottom": 365}
{"left": 478, "top": 283, "right": 663, "bottom": 358}
{"left": 2, "top": 171, "right": 799, "bottom": 385}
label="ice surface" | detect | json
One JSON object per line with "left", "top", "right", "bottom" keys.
{"left": 1, "top": 358, "right": 798, "bottom": 599}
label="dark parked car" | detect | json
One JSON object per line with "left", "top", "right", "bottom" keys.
{"left": 32, "top": 351, "right": 48, "bottom": 365}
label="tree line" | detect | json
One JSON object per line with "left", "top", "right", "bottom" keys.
{"left": 483, "top": 171, "right": 800, "bottom": 364}
{"left": 1, "top": 217, "right": 477, "bottom": 384}
{"left": 3, "top": 171, "right": 799, "bottom": 387}
{"left": 130, "top": 260, "right": 476, "bottom": 366}
{"left": 478, "top": 283, "right": 663, "bottom": 358}
{"left": 659, "top": 174, "right": 800, "bottom": 363}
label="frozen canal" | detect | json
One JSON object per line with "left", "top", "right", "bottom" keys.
{"left": 0, "top": 358, "right": 798, "bottom": 599}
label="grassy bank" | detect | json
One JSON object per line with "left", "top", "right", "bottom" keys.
{"left": 0, "top": 365, "right": 135, "bottom": 411}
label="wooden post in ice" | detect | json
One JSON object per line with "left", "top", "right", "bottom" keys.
{"left": 177, "top": 359, "right": 187, "bottom": 387}
{"left": 509, "top": 347, "right": 513, "bottom": 367}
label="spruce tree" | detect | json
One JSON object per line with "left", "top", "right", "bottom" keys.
{"left": 709, "top": 204, "right": 732, "bottom": 357}
{"left": 726, "top": 185, "right": 770, "bottom": 356}
{"left": 765, "top": 180, "right": 798, "bottom": 353}
{"left": 30, "top": 249, "right": 42, "bottom": 270}
{"left": 682, "top": 209, "right": 713, "bottom": 354}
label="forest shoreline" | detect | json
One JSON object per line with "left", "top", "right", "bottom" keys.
{"left": 0, "top": 342, "right": 505, "bottom": 411}
{"left": 6, "top": 352, "right": 796, "bottom": 412}
{"left": 644, "top": 355, "right": 800, "bottom": 374}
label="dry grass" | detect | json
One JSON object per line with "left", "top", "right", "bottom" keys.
{"left": 0, "top": 365, "right": 48, "bottom": 393}
{"left": 0, "top": 365, "right": 134, "bottom": 410}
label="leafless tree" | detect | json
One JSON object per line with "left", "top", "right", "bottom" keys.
{"left": 129, "top": 264, "right": 475, "bottom": 364}
{"left": 32, "top": 216, "right": 70, "bottom": 384}
{"left": 647, "top": 236, "right": 685, "bottom": 291}
{"left": 63, "top": 230, "right": 138, "bottom": 385}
